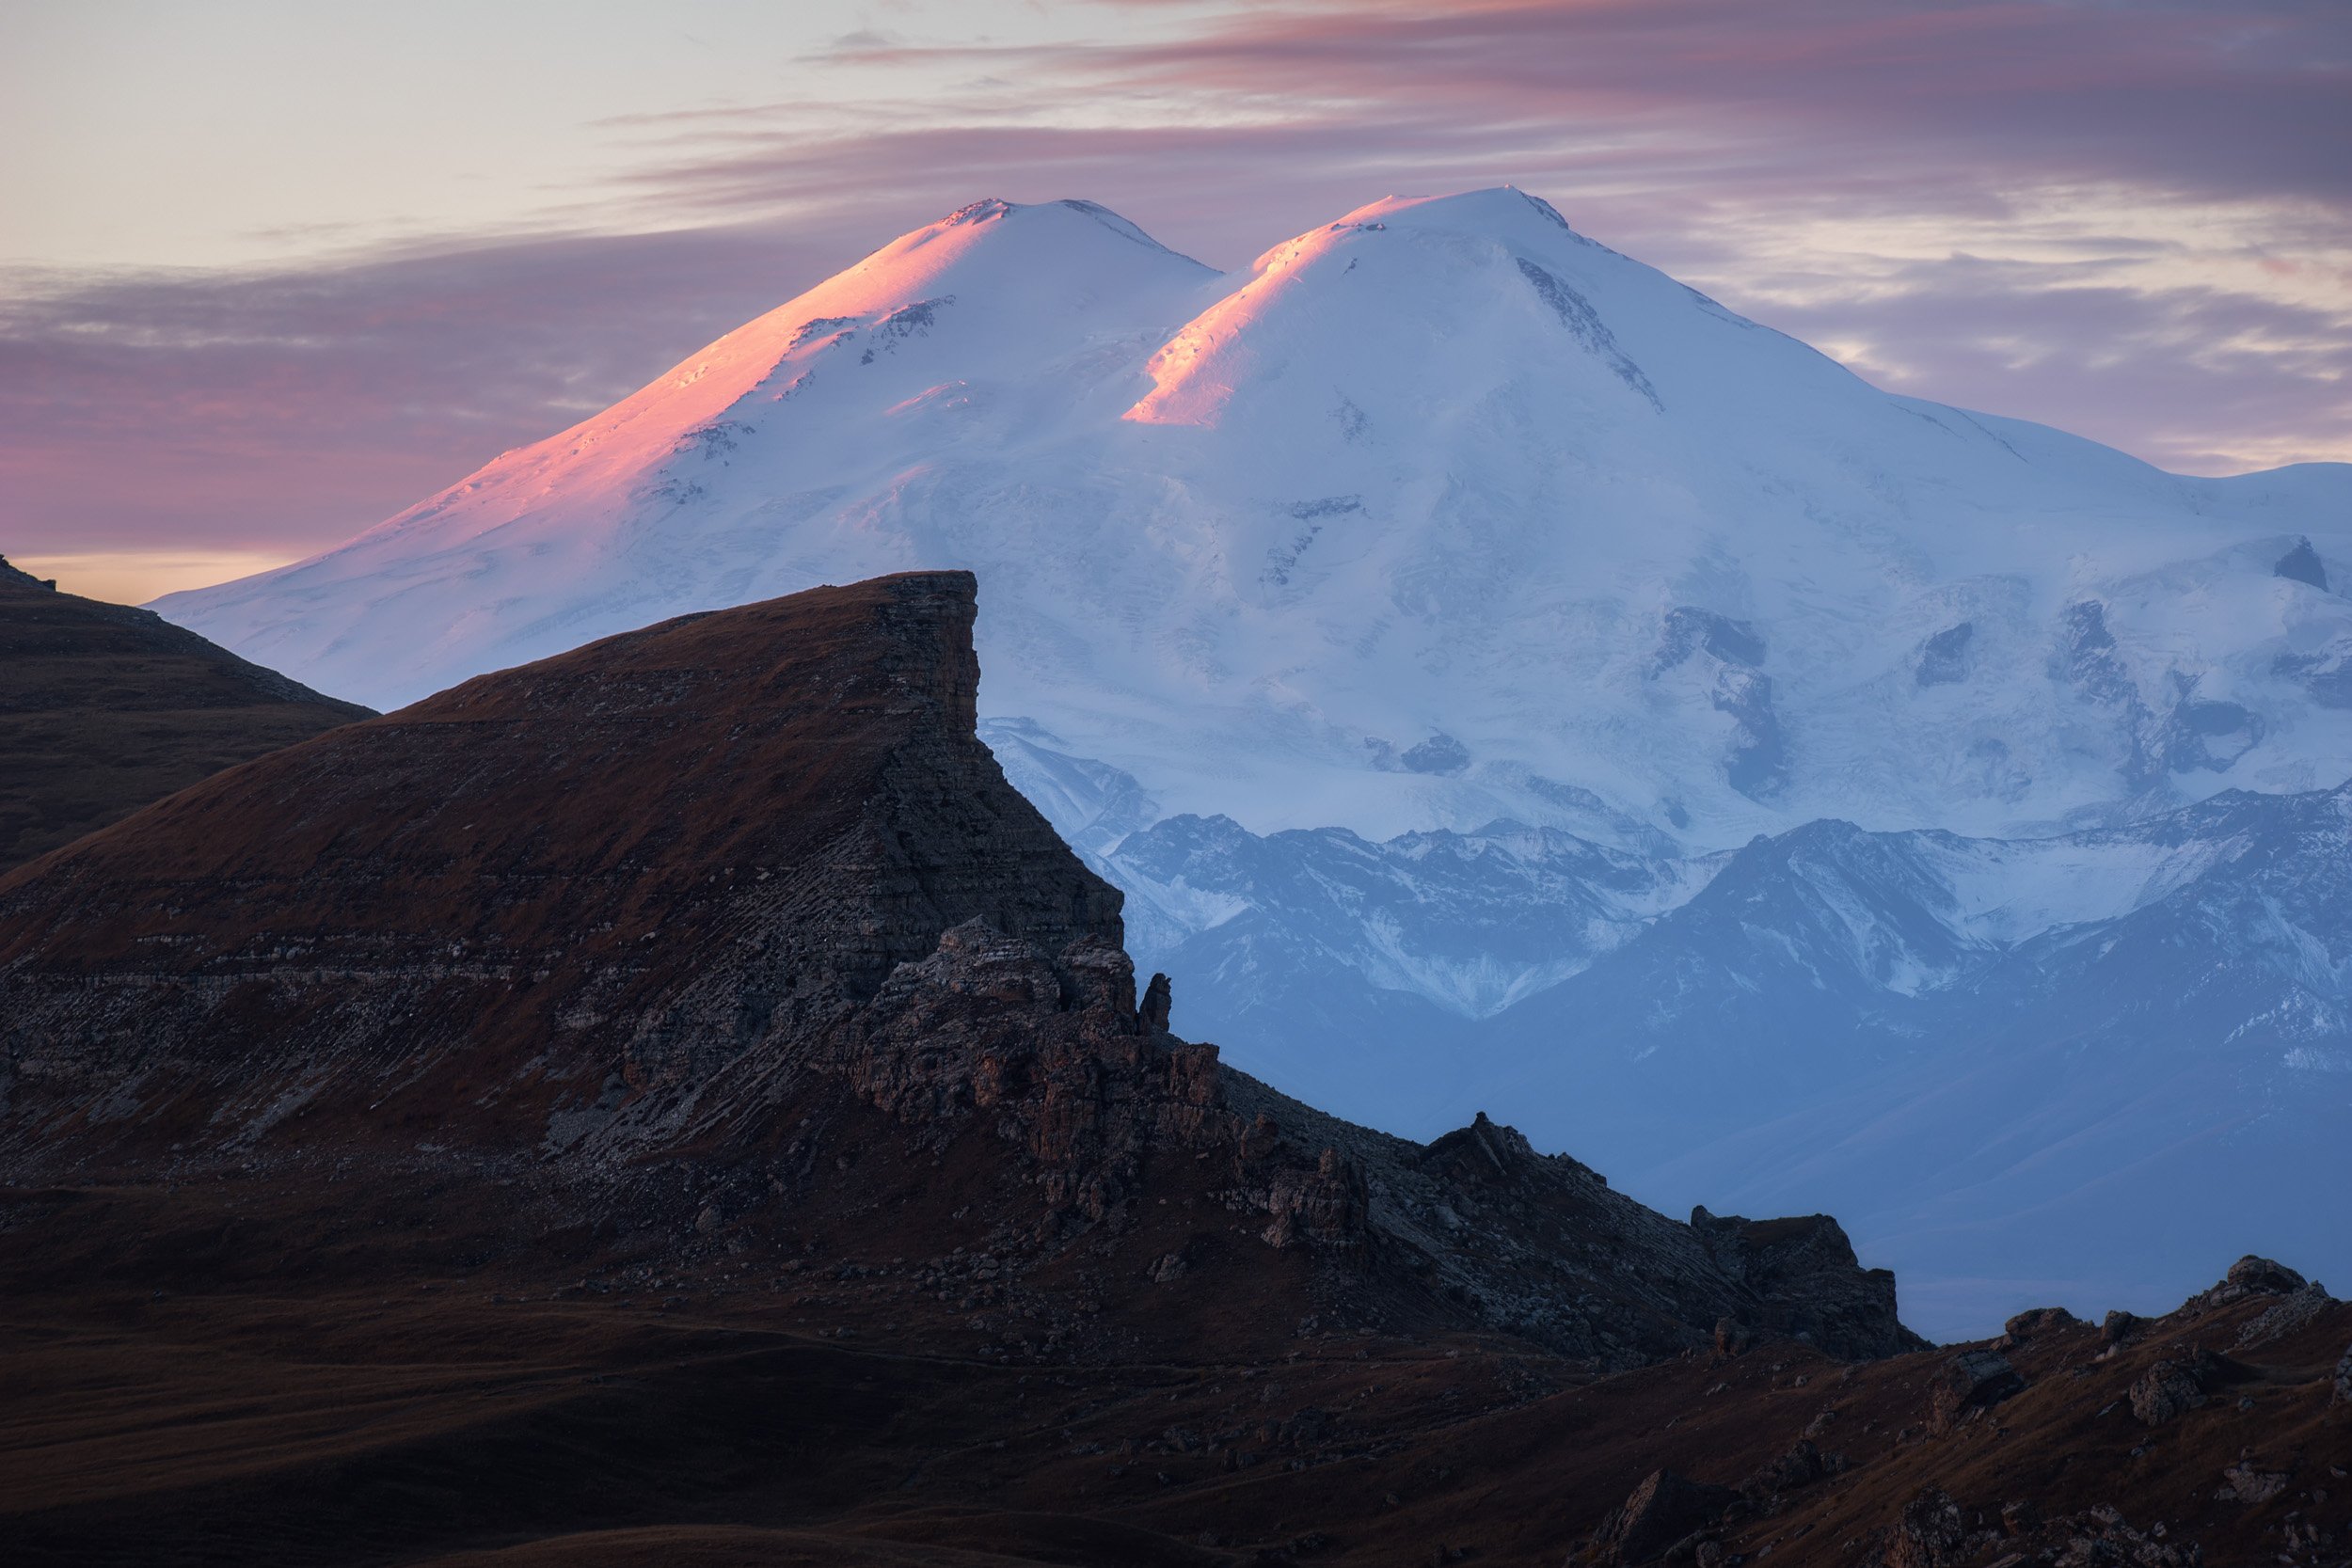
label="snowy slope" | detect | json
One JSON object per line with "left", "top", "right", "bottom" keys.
{"left": 161, "top": 190, "right": 2352, "bottom": 855}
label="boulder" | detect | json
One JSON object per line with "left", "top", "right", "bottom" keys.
{"left": 1741, "top": 1437, "right": 1839, "bottom": 1499}
{"left": 1883, "top": 1486, "right": 1966, "bottom": 1568}
{"left": 2128, "top": 1356, "right": 2212, "bottom": 1426}
{"left": 2219, "top": 1463, "right": 2288, "bottom": 1505}
{"left": 1587, "top": 1469, "right": 1739, "bottom": 1565}
{"left": 2200, "top": 1255, "right": 2308, "bottom": 1307}
{"left": 2233, "top": 1281, "right": 2332, "bottom": 1349}
{"left": 2228, "top": 1255, "right": 2307, "bottom": 1291}
{"left": 1998, "top": 1306, "right": 2079, "bottom": 1347}
{"left": 1928, "top": 1349, "right": 2025, "bottom": 1433}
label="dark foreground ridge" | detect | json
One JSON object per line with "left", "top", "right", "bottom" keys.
{"left": 0, "top": 553, "right": 373, "bottom": 874}
{"left": 1, "top": 572, "right": 2344, "bottom": 1566}
{"left": 0, "top": 570, "right": 1909, "bottom": 1367}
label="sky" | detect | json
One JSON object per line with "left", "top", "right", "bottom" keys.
{"left": 3, "top": 0, "right": 2347, "bottom": 604}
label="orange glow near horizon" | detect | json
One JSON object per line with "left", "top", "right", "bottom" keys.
{"left": 8, "top": 550, "right": 301, "bottom": 609}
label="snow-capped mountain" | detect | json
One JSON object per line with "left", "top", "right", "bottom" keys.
{"left": 156, "top": 190, "right": 2352, "bottom": 1335}
{"left": 161, "top": 189, "right": 2352, "bottom": 849}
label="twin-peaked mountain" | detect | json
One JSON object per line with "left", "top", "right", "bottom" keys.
{"left": 149, "top": 189, "right": 2352, "bottom": 1335}
{"left": 157, "top": 189, "right": 2352, "bottom": 848}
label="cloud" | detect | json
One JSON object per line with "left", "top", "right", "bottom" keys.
{"left": 0, "top": 224, "right": 850, "bottom": 558}
{"left": 1755, "top": 251, "right": 2352, "bottom": 473}
{"left": 596, "top": 0, "right": 2352, "bottom": 471}
{"left": 756, "top": 0, "right": 2349, "bottom": 214}
{"left": 4, "top": 0, "right": 2345, "bottom": 595}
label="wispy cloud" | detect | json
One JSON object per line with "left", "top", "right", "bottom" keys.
{"left": 0, "top": 225, "right": 842, "bottom": 560}
{"left": 6, "top": 0, "right": 2345, "bottom": 598}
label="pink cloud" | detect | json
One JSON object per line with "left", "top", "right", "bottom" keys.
{"left": 0, "top": 227, "right": 839, "bottom": 556}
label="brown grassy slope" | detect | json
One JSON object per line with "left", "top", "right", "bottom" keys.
{"left": 0, "top": 554, "right": 373, "bottom": 875}
{"left": 1, "top": 1180, "right": 2344, "bottom": 1568}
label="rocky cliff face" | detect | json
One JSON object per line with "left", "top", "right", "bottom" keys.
{"left": 0, "top": 571, "right": 1914, "bottom": 1364}
{"left": 787, "top": 914, "right": 1921, "bottom": 1363}
{"left": 0, "top": 555, "right": 371, "bottom": 875}
{"left": 0, "top": 572, "right": 1119, "bottom": 1154}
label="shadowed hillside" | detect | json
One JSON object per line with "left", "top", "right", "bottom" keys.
{"left": 0, "top": 553, "right": 371, "bottom": 875}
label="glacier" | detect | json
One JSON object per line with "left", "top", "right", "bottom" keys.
{"left": 155, "top": 189, "right": 2352, "bottom": 1338}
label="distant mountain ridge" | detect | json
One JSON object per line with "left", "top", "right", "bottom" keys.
{"left": 999, "top": 730, "right": 2352, "bottom": 1337}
